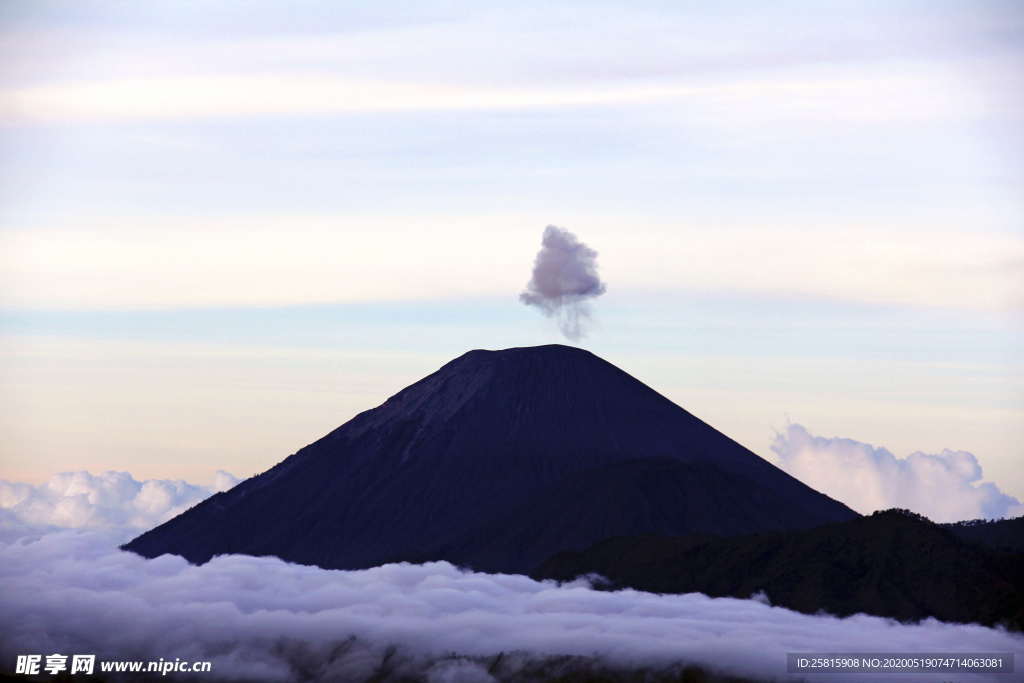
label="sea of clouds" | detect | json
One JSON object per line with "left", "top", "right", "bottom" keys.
{"left": 3, "top": 527, "right": 1022, "bottom": 682}
{"left": 1, "top": 469, "right": 1022, "bottom": 682}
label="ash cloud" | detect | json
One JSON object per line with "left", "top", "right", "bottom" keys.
{"left": 771, "top": 424, "right": 1024, "bottom": 522}
{"left": 520, "top": 225, "right": 607, "bottom": 341}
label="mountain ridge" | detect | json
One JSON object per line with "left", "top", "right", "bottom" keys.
{"left": 533, "top": 508, "right": 1024, "bottom": 629}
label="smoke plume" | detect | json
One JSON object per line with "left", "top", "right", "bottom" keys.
{"left": 520, "top": 226, "right": 607, "bottom": 341}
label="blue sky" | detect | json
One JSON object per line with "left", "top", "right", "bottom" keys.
{"left": 1, "top": 1, "right": 1022, "bottom": 499}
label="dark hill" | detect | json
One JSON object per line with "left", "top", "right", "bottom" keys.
{"left": 946, "top": 515, "right": 1024, "bottom": 553}
{"left": 534, "top": 508, "right": 1024, "bottom": 629}
{"left": 124, "top": 344, "right": 856, "bottom": 573}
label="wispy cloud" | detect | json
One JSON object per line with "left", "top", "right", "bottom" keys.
{"left": 2, "top": 69, "right": 1007, "bottom": 124}
{"left": 0, "top": 75, "right": 704, "bottom": 123}
{"left": 3, "top": 0, "right": 1019, "bottom": 125}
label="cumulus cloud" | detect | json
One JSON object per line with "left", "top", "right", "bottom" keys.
{"left": 770, "top": 424, "right": 1024, "bottom": 522}
{"left": 0, "top": 470, "right": 239, "bottom": 536}
{"left": 2, "top": 527, "right": 1021, "bottom": 683}
{"left": 520, "top": 225, "right": 607, "bottom": 341}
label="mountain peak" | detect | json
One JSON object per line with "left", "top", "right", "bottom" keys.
{"left": 463, "top": 343, "right": 588, "bottom": 355}
{"left": 443, "top": 343, "right": 600, "bottom": 371}
{"left": 124, "top": 346, "right": 856, "bottom": 572}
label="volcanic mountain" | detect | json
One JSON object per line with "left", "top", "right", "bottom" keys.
{"left": 124, "top": 344, "right": 856, "bottom": 573}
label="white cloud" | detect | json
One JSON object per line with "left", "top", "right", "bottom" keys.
{"left": 770, "top": 423, "right": 1024, "bottom": 522}
{"left": 0, "top": 471, "right": 1021, "bottom": 680}
{"left": 1, "top": 526, "right": 1021, "bottom": 682}
{"left": 0, "top": 470, "right": 238, "bottom": 535}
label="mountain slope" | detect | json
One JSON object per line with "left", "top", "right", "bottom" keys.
{"left": 534, "top": 509, "right": 1024, "bottom": 629}
{"left": 124, "top": 344, "right": 856, "bottom": 573}
{"left": 946, "top": 515, "right": 1024, "bottom": 553}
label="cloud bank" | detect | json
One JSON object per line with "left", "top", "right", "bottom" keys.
{"left": 1, "top": 471, "right": 1022, "bottom": 680}
{"left": 2, "top": 527, "right": 1021, "bottom": 683}
{"left": 0, "top": 470, "right": 239, "bottom": 538}
{"left": 770, "top": 424, "right": 1024, "bottom": 522}
{"left": 520, "top": 225, "right": 607, "bottom": 341}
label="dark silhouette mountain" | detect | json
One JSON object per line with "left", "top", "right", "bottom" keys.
{"left": 124, "top": 344, "right": 856, "bottom": 573}
{"left": 534, "top": 509, "right": 1024, "bottom": 629}
{"left": 945, "top": 515, "right": 1024, "bottom": 553}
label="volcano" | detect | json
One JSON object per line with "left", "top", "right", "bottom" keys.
{"left": 124, "top": 344, "right": 856, "bottom": 573}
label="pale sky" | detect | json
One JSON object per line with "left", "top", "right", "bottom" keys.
{"left": 1, "top": 1, "right": 1022, "bottom": 500}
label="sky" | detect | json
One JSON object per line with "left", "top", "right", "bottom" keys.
{"left": 0, "top": 1, "right": 1022, "bottom": 507}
